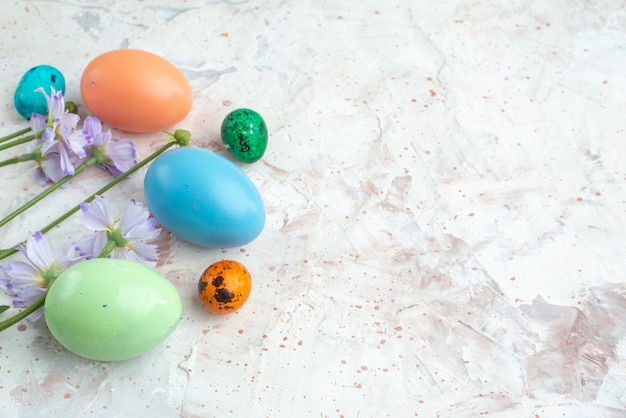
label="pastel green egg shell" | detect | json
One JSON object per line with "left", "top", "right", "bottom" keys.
{"left": 44, "top": 258, "right": 182, "bottom": 362}
{"left": 220, "top": 108, "right": 268, "bottom": 163}
{"left": 14, "top": 65, "right": 65, "bottom": 119}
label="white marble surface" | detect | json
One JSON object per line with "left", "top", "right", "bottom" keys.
{"left": 1, "top": 0, "right": 626, "bottom": 417}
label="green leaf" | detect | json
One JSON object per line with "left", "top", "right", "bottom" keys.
{"left": 0, "top": 305, "right": 10, "bottom": 314}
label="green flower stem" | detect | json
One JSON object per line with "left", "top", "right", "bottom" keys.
{"left": 98, "top": 240, "right": 117, "bottom": 259}
{"left": 39, "top": 141, "right": 177, "bottom": 231}
{"left": 0, "top": 158, "right": 97, "bottom": 230}
{"left": 0, "top": 127, "right": 31, "bottom": 144}
{"left": 0, "top": 152, "right": 38, "bottom": 168}
{"left": 0, "top": 133, "right": 39, "bottom": 152}
{"left": 0, "top": 100, "right": 77, "bottom": 147}
{"left": 0, "top": 133, "right": 188, "bottom": 262}
{"left": 0, "top": 156, "right": 20, "bottom": 168}
{"left": 0, "top": 290, "right": 47, "bottom": 332}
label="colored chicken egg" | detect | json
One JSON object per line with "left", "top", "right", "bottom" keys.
{"left": 221, "top": 108, "right": 268, "bottom": 163}
{"left": 44, "top": 258, "right": 182, "bottom": 361}
{"left": 143, "top": 147, "right": 265, "bottom": 248}
{"left": 80, "top": 49, "right": 193, "bottom": 133}
{"left": 14, "top": 65, "right": 65, "bottom": 119}
{"left": 198, "top": 260, "right": 252, "bottom": 314}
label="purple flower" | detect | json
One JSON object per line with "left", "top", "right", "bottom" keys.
{"left": 82, "top": 116, "right": 136, "bottom": 177}
{"left": 27, "top": 115, "right": 65, "bottom": 184}
{"left": 28, "top": 87, "right": 87, "bottom": 180}
{"left": 76, "top": 195, "right": 160, "bottom": 264}
{"left": 30, "top": 112, "right": 46, "bottom": 135}
{"left": 27, "top": 145, "right": 67, "bottom": 185}
{"left": 38, "top": 86, "right": 64, "bottom": 121}
{"left": 0, "top": 232, "right": 81, "bottom": 321}
{"left": 33, "top": 86, "right": 80, "bottom": 138}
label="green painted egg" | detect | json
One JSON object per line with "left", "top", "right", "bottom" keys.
{"left": 44, "top": 258, "right": 182, "bottom": 361}
{"left": 14, "top": 65, "right": 65, "bottom": 119}
{"left": 220, "top": 108, "right": 268, "bottom": 163}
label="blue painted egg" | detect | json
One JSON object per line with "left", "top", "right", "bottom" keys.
{"left": 14, "top": 65, "right": 65, "bottom": 119}
{"left": 143, "top": 147, "right": 265, "bottom": 248}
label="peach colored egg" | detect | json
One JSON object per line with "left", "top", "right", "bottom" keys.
{"left": 80, "top": 49, "right": 193, "bottom": 133}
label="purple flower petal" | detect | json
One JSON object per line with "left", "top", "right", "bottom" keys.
{"left": 60, "top": 244, "right": 84, "bottom": 269}
{"left": 13, "top": 284, "right": 45, "bottom": 305}
{"left": 40, "top": 137, "right": 57, "bottom": 155}
{"left": 48, "top": 87, "right": 65, "bottom": 119}
{"left": 119, "top": 200, "right": 150, "bottom": 232}
{"left": 67, "top": 129, "right": 88, "bottom": 157}
{"left": 12, "top": 285, "right": 46, "bottom": 321}
{"left": 29, "top": 167, "right": 49, "bottom": 185}
{"left": 4, "top": 262, "right": 41, "bottom": 289}
{"left": 76, "top": 231, "right": 108, "bottom": 258}
{"left": 19, "top": 232, "right": 55, "bottom": 272}
{"left": 0, "top": 265, "right": 12, "bottom": 293}
{"left": 58, "top": 114, "right": 86, "bottom": 159}
{"left": 82, "top": 116, "right": 102, "bottom": 143}
{"left": 25, "top": 307, "right": 44, "bottom": 322}
{"left": 30, "top": 113, "right": 46, "bottom": 134}
{"left": 125, "top": 217, "right": 160, "bottom": 242}
{"left": 57, "top": 145, "right": 75, "bottom": 176}
{"left": 79, "top": 196, "right": 114, "bottom": 230}
{"left": 110, "top": 247, "right": 137, "bottom": 261}
{"left": 91, "top": 231, "right": 109, "bottom": 258}
{"left": 57, "top": 113, "right": 80, "bottom": 136}
{"left": 42, "top": 153, "right": 67, "bottom": 183}
{"left": 106, "top": 140, "right": 136, "bottom": 174}
{"left": 93, "top": 130, "right": 112, "bottom": 148}
{"left": 128, "top": 242, "right": 160, "bottom": 263}
{"left": 75, "top": 233, "right": 97, "bottom": 257}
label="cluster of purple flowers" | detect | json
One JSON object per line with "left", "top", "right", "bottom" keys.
{"left": 27, "top": 86, "right": 136, "bottom": 184}
{"left": 0, "top": 195, "right": 161, "bottom": 321}
{"left": 0, "top": 88, "right": 162, "bottom": 322}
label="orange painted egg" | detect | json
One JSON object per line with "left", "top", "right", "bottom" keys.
{"left": 80, "top": 49, "right": 193, "bottom": 133}
{"left": 198, "top": 260, "right": 252, "bottom": 314}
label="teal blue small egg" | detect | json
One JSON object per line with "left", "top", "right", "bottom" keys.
{"left": 14, "top": 65, "right": 65, "bottom": 119}
{"left": 143, "top": 147, "right": 265, "bottom": 248}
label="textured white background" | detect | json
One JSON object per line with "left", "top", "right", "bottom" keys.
{"left": 1, "top": 0, "right": 625, "bottom": 417}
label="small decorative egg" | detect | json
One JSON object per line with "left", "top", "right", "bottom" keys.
{"left": 143, "top": 147, "right": 265, "bottom": 248}
{"left": 198, "top": 260, "right": 252, "bottom": 314}
{"left": 44, "top": 258, "right": 182, "bottom": 361}
{"left": 14, "top": 65, "right": 65, "bottom": 119}
{"left": 221, "top": 108, "right": 268, "bottom": 163}
{"left": 80, "top": 49, "right": 193, "bottom": 133}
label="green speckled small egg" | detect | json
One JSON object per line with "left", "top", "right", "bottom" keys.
{"left": 44, "top": 258, "right": 182, "bottom": 361}
{"left": 221, "top": 108, "right": 268, "bottom": 163}
{"left": 14, "top": 65, "right": 65, "bottom": 119}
